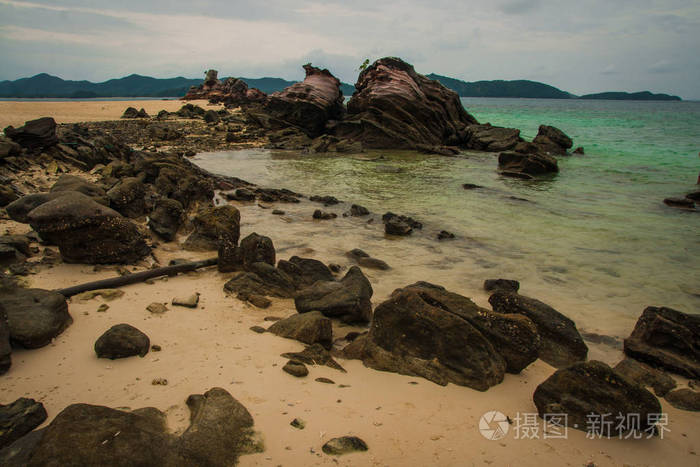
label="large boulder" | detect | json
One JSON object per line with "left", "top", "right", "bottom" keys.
{"left": 294, "top": 266, "right": 373, "bottom": 324}
{"left": 488, "top": 291, "right": 588, "bottom": 368}
{"left": 267, "top": 311, "right": 333, "bottom": 349}
{"left": 223, "top": 263, "right": 295, "bottom": 299}
{"left": 0, "top": 288, "right": 71, "bottom": 349}
{"left": 343, "top": 284, "right": 506, "bottom": 390}
{"left": 497, "top": 151, "right": 559, "bottom": 176}
{"left": 94, "top": 324, "right": 150, "bottom": 359}
{"left": 50, "top": 175, "right": 108, "bottom": 204}
{"left": 533, "top": 125, "right": 573, "bottom": 154}
{"left": 623, "top": 306, "right": 700, "bottom": 378}
{"left": 463, "top": 124, "right": 521, "bottom": 152}
{"left": 264, "top": 64, "right": 345, "bottom": 138}
{"left": 533, "top": 361, "right": 662, "bottom": 436}
{"left": 147, "top": 198, "right": 184, "bottom": 242}
{"left": 26, "top": 192, "right": 150, "bottom": 264}
{"left": 333, "top": 57, "right": 477, "bottom": 151}
{"left": 3, "top": 117, "right": 58, "bottom": 152}
{"left": 184, "top": 205, "right": 241, "bottom": 251}
{"left": 277, "top": 256, "right": 334, "bottom": 289}
{"left": 0, "top": 398, "right": 47, "bottom": 450}
{"left": 238, "top": 233, "right": 275, "bottom": 269}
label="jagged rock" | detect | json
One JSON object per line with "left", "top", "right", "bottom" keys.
{"left": 322, "top": 436, "right": 368, "bottom": 456}
{"left": 26, "top": 192, "right": 150, "bottom": 264}
{"left": 281, "top": 343, "right": 346, "bottom": 372}
{"left": 178, "top": 387, "right": 261, "bottom": 464}
{"left": 264, "top": 64, "right": 345, "bottom": 138}
{"left": 283, "top": 360, "right": 309, "bottom": 377}
{"left": 463, "top": 124, "right": 521, "bottom": 152}
{"left": 294, "top": 266, "right": 373, "bottom": 324}
{"left": 148, "top": 198, "right": 184, "bottom": 242}
{"left": 267, "top": 311, "right": 333, "bottom": 349}
{"left": 533, "top": 360, "right": 662, "bottom": 436}
{"left": 498, "top": 151, "right": 558, "bottom": 176}
{"left": 184, "top": 205, "right": 241, "bottom": 251}
{"left": 483, "top": 279, "right": 520, "bottom": 293}
{"left": 0, "top": 304, "right": 10, "bottom": 375}
{"left": 107, "top": 177, "right": 147, "bottom": 218}
{"left": 0, "top": 288, "right": 71, "bottom": 349}
{"left": 533, "top": 125, "right": 573, "bottom": 154}
{"left": 664, "top": 388, "right": 700, "bottom": 411}
{"left": 50, "top": 175, "right": 108, "bottom": 204}
{"left": 623, "top": 306, "right": 700, "bottom": 378}
{"left": 184, "top": 71, "right": 266, "bottom": 106}
{"left": 488, "top": 291, "right": 587, "bottom": 368}
{"left": 94, "top": 323, "right": 150, "bottom": 359}
{"left": 0, "top": 398, "right": 47, "bottom": 450}
{"left": 4, "top": 117, "right": 58, "bottom": 151}
{"left": 277, "top": 256, "right": 334, "bottom": 289}
{"left": 333, "top": 57, "right": 477, "bottom": 150}
{"left": 121, "top": 107, "right": 149, "bottom": 119}
{"left": 613, "top": 358, "right": 677, "bottom": 397}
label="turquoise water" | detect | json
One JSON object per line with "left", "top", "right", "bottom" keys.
{"left": 195, "top": 98, "right": 700, "bottom": 341}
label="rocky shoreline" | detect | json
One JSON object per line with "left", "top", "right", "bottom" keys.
{"left": 1, "top": 57, "right": 698, "bottom": 465}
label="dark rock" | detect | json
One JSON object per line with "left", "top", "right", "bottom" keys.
{"left": 271, "top": 209, "right": 285, "bottom": 215}
{"left": 224, "top": 265, "right": 295, "bottom": 299}
{"left": 277, "top": 256, "right": 334, "bottom": 289}
{"left": 498, "top": 151, "right": 558, "bottom": 176}
{"left": 281, "top": 343, "right": 346, "bottom": 372}
{"left": 316, "top": 377, "right": 335, "bottom": 384}
{"left": 264, "top": 64, "right": 345, "bottom": 138}
{"left": 184, "top": 205, "right": 241, "bottom": 251}
{"left": 463, "top": 124, "right": 520, "bottom": 152}
{"left": 310, "top": 195, "right": 340, "bottom": 206}
{"left": 572, "top": 146, "right": 585, "bottom": 155}
{"left": 0, "top": 138, "right": 21, "bottom": 159}
{"left": 294, "top": 266, "right": 373, "bottom": 324}
{"left": 483, "top": 279, "right": 520, "bottom": 293}
{"left": 489, "top": 291, "right": 588, "bottom": 368}
{"left": 94, "top": 323, "right": 150, "bottom": 359}
{"left": 533, "top": 125, "right": 573, "bottom": 154}
{"left": 580, "top": 332, "right": 622, "bottom": 348}
{"left": 313, "top": 209, "right": 337, "bottom": 220}
{"left": 121, "top": 107, "right": 149, "bottom": 119}
{"left": 533, "top": 361, "right": 662, "bottom": 436}
{"left": 250, "top": 326, "right": 266, "bottom": 334}
{"left": 0, "top": 304, "right": 10, "bottom": 375}
{"left": 246, "top": 294, "right": 271, "bottom": 309}
{"left": 664, "top": 388, "right": 700, "bottom": 411}
{"left": 26, "top": 192, "right": 150, "bottom": 264}
{"left": 382, "top": 212, "right": 422, "bottom": 232}
{"left": 333, "top": 57, "right": 477, "bottom": 150}
{"left": 623, "top": 306, "right": 700, "bottom": 378}
{"left": 357, "top": 257, "right": 390, "bottom": 270}
{"left": 255, "top": 188, "right": 301, "bottom": 203}
{"left": 0, "top": 235, "right": 30, "bottom": 264}
{"left": 0, "top": 398, "right": 47, "bottom": 450}
{"left": 0, "top": 186, "right": 19, "bottom": 207}
{"left": 385, "top": 218, "right": 412, "bottom": 236}
{"left": 437, "top": 230, "right": 455, "bottom": 240}
{"left": 50, "top": 175, "right": 108, "bottom": 204}
{"left": 322, "top": 436, "right": 368, "bottom": 455}
{"left": 283, "top": 360, "right": 309, "bottom": 377}
{"left": 663, "top": 197, "right": 695, "bottom": 209}
{"left": 346, "top": 248, "right": 369, "bottom": 259}
{"left": 203, "top": 110, "right": 220, "bottom": 124}
{"left": 462, "top": 183, "right": 483, "bottom": 190}
{"left": 107, "top": 177, "right": 147, "bottom": 218}
{"left": 685, "top": 191, "right": 700, "bottom": 201}
{"left": 0, "top": 288, "right": 71, "bottom": 349}
{"left": 237, "top": 233, "right": 276, "bottom": 270}
{"left": 4, "top": 117, "right": 58, "bottom": 151}
{"left": 148, "top": 198, "right": 184, "bottom": 242}
{"left": 0, "top": 426, "right": 44, "bottom": 466}
{"left": 5, "top": 194, "right": 67, "bottom": 223}
{"left": 350, "top": 204, "right": 369, "bottom": 216}
{"left": 178, "top": 387, "right": 260, "bottom": 465}
{"left": 267, "top": 311, "right": 333, "bottom": 349}
{"left": 613, "top": 358, "right": 677, "bottom": 397}
{"left": 290, "top": 418, "right": 305, "bottom": 429}
{"left": 225, "top": 188, "right": 256, "bottom": 201}
{"left": 328, "top": 263, "right": 342, "bottom": 273}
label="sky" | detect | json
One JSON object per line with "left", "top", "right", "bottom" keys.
{"left": 0, "top": 0, "right": 699, "bottom": 99}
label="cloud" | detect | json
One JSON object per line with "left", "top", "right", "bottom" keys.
{"left": 499, "top": 0, "right": 541, "bottom": 15}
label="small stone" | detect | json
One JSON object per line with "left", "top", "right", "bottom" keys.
{"left": 264, "top": 316, "right": 282, "bottom": 322}
{"left": 172, "top": 293, "right": 199, "bottom": 308}
{"left": 322, "top": 436, "right": 368, "bottom": 456}
{"left": 290, "top": 418, "right": 306, "bottom": 429}
{"left": 250, "top": 326, "right": 266, "bottom": 334}
{"left": 283, "top": 360, "right": 308, "bottom": 377}
{"left": 74, "top": 289, "right": 125, "bottom": 302}
{"left": 151, "top": 378, "right": 168, "bottom": 386}
{"left": 313, "top": 210, "right": 337, "bottom": 220}
{"left": 272, "top": 209, "right": 285, "bottom": 215}
{"left": 437, "top": 230, "right": 455, "bottom": 240}
{"left": 315, "top": 377, "right": 335, "bottom": 384}
{"left": 147, "top": 302, "right": 168, "bottom": 314}
{"left": 151, "top": 345, "right": 162, "bottom": 352}
{"left": 462, "top": 183, "right": 483, "bottom": 190}
{"left": 248, "top": 295, "right": 271, "bottom": 309}
{"left": 97, "top": 304, "right": 109, "bottom": 312}
{"left": 328, "top": 263, "right": 342, "bottom": 273}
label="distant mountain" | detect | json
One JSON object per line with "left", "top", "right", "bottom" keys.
{"left": 427, "top": 74, "right": 573, "bottom": 99}
{"left": 578, "top": 91, "right": 681, "bottom": 101}
{"left": 0, "top": 73, "right": 357, "bottom": 98}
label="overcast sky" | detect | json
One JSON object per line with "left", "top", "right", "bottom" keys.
{"left": 0, "top": 0, "right": 698, "bottom": 98}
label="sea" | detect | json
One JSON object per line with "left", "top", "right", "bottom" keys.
{"left": 192, "top": 98, "right": 700, "bottom": 355}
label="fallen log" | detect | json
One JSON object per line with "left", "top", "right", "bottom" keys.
{"left": 55, "top": 257, "right": 218, "bottom": 297}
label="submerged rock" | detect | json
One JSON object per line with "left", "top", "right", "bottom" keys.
{"left": 94, "top": 324, "right": 150, "bottom": 359}
{"left": 498, "top": 151, "right": 558, "bottom": 176}
{"left": 533, "top": 360, "right": 662, "bottom": 436}
{"left": 532, "top": 125, "right": 573, "bottom": 154}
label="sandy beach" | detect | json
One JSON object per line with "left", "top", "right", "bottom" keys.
{"left": 1, "top": 101, "right": 699, "bottom": 467}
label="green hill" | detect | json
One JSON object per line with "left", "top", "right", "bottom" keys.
{"left": 578, "top": 91, "right": 681, "bottom": 101}
{"left": 427, "top": 74, "right": 573, "bottom": 99}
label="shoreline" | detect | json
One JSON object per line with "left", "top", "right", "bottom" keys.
{"left": 1, "top": 100, "right": 698, "bottom": 466}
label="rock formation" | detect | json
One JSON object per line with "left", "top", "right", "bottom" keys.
{"left": 183, "top": 70, "right": 267, "bottom": 106}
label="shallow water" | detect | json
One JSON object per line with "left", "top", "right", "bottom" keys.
{"left": 193, "top": 98, "right": 700, "bottom": 345}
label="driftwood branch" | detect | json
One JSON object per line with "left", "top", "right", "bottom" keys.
{"left": 55, "top": 257, "right": 218, "bottom": 297}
